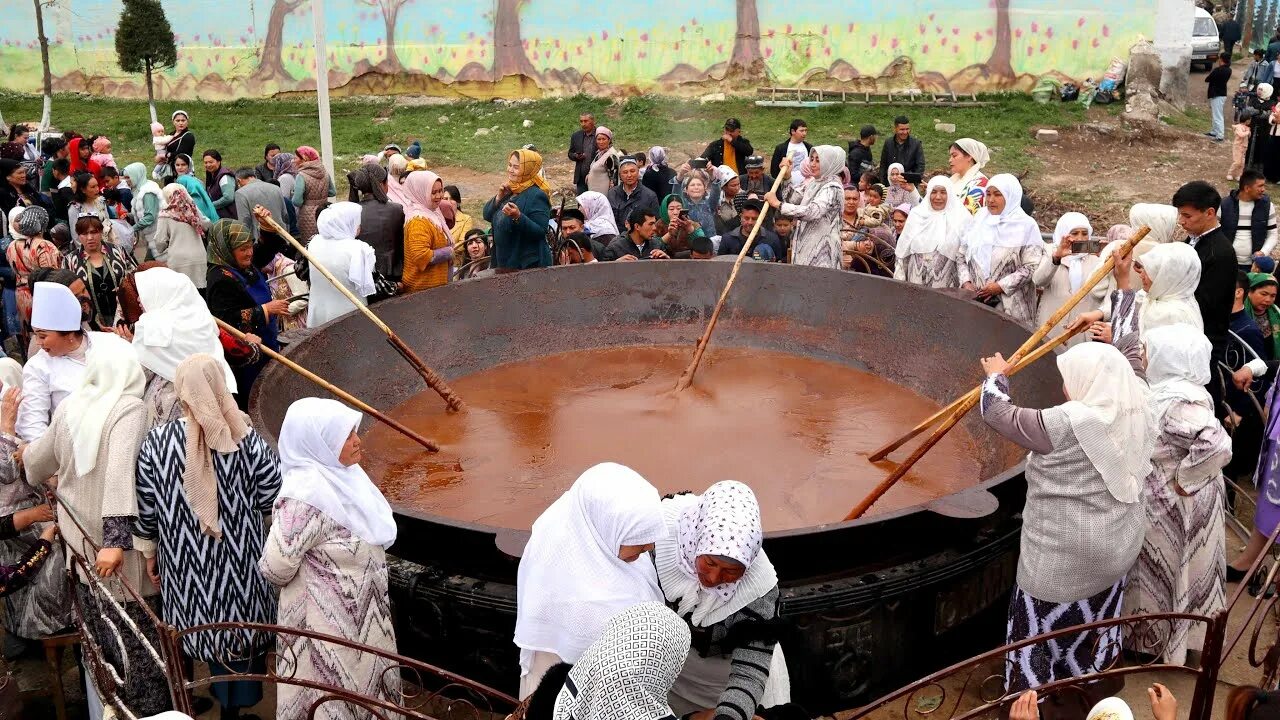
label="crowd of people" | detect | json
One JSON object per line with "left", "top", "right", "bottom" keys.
{"left": 0, "top": 97, "right": 1278, "bottom": 720}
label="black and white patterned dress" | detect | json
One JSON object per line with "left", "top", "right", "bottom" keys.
{"left": 133, "top": 420, "right": 282, "bottom": 662}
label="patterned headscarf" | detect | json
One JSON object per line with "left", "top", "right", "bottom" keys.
{"left": 675, "top": 480, "right": 764, "bottom": 600}
{"left": 271, "top": 152, "right": 297, "bottom": 179}
{"left": 576, "top": 191, "right": 619, "bottom": 237}
{"left": 507, "top": 149, "right": 551, "bottom": 195}
{"left": 648, "top": 146, "right": 668, "bottom": 169}
{"left": 295, "top": 145, "right": 321, "bottom": 162}
{"left": 206, "top": 219, "right": 254, "bottom": 271}
{"left": 15, "top": 206, "right": 49, "bottom": 238}
{"left": 160, "top": 184, "right": 206, "bottom": 238}
{"left": 348, "top": 162, "right": 388, "bottom": 203}
{"left": 552, "top": 603, "right": 690, "bottom": 720}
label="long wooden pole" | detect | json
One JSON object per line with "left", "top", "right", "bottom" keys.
{"left": 217, "top": 318, "right": 440, "bottom": 452}
{"left": 846, "top": 226, "right": 1152, "bottom": 521}
{"left": 867, "top": 226, "right": 1151, "bottom": 462}
{"left": 675, "top": 169, "right": 790, "bottom": 392}
{"left": 251, "top": 206, "right": 465, "bottom": 412}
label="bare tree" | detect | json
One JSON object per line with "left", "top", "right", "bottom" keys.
{"left": 729, "top": 0, "right": 764, "bottom": 75}
{"left": 363, "top": 0, "right": 412, "bottom": 71}
{"left": 253, "top": 0, "right": 306, "bottom": 83}
{"left": 493, "top": 0, "right": 538, "bottom": 79}
{"left": 34, "top": 0, "right": 54, "bottom": 130}
{"left": 986, "top": 0, "right": 1015, "bottom": 81}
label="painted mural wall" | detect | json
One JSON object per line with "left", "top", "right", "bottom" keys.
{"left": 0, "top": 0, "right": 1157, "bottom": 100}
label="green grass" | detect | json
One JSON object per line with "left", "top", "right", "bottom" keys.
{"left": 1, "top": 91, "right": 1110, "bottom": 181}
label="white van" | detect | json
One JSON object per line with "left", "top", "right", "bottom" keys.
{"left": 1191, "top": 6, "right": 1221, "bottom": 70}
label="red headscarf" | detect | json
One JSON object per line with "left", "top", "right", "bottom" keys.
{"left": 295, "top": 146, "right": 321, "bottom": 162}
{"left": 68, "top": 137, "right": 102, "bottom": 178}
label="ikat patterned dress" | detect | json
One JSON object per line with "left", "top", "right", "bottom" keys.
{"left": 258, "top": 497, "right": 400, "bottom": 720}
{"left": 133, "top": 421, "right": 282, "bottom": 663}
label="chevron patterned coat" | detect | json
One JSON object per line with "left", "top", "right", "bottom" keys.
{"left": 134, "top": 421, "right": 282, "bottom": 661}
{"left": 258, "top": 497, "right": 400, "bottom": 720}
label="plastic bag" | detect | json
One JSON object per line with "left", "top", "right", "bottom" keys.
{"left": 1032, "top": 77, "right": 1061, "bottom": 103}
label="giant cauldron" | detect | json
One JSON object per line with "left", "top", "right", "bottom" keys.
{"left": 248, "top": 262, "right": 1061, "bottom": 711}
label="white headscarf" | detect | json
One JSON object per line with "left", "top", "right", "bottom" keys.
{"left": 277, "top": 397, "right": 396, "bottom": 548}
{"left": 1128, "top": 203, "right": 1181, "bottom": 244}
{"left": 798, "top": 145, "right": 847, "bottom": 204}
{"left": 551, "top": 602, "right": 690, "bottom": 720}
{"left": 962, "top": 174, "right": 1041, "bottom": 277}
{"left": 896, "top": 176, "right": 970, "bottom": 261}
{"left": 1145, "top": 323, "right": 1213, "bottom": 422}
{"left": 1053, "top": 211, "right": 1095, "bottom": 293}
{"left": 515, "top": 462, "right": 666, "bottom": 673}
{"left": 132, "top": 267, "right": 237, "bottom": 391}
{"left": 1086, "top": 697, "right": 1135, "bottom": 720}
{"left": 657, "top": 481, "right": 779, "bottom": 627}
{"left": 576, "top": 191, "right": 619, "bottom": 237}
{"left": 1138, "top": 241, "right": 1203, "bottom": 337}
{"left": 1056, "top": 342, "right": 1153, "bottom": 504}
{"left": 1259, "top": 83, "right": 1275, "bottom": 101}
{"left": 63, "top": 333, "right": 145, "bottom": 476}
{"left": 949, "top": 138, "right": 991, "bottom": 191}
{"left": 312, "top": 202, "right": 376, "bottom": 298}
{"left": 7, "top": 207, "right": 29, "bottom": 242}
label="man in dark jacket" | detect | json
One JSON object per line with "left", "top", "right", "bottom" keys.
{"left": 606, "top": 157, "right": 659, "bottom": 231}
{"left": 1221, "top": 17, "right": 1243, "bottom": 60}
{"left": 701, "top": 118, "right": 754, "bottom": 175}
{"left": 847, "top": 125, "right": 878, "bottom": 180}
{"left": 738, "top": 156, "right": 775, "bottom": 202}
{"left": 717, "top": 200, "right": 784, "bottom": 260}
{"left": 567, "top": 112, "right": 598, "bottom": 194}
{"left": 1174, "top": 180, "right": 1241, "bottom": 417}
{"left": 1220, "top": 170, "right": 1277, "bottom": 269}
{"left": 879, "top": 116, "right": 925, "bottom": 184}
{"left": 770, "top": 119, "right": 812, "bottom": 178}
{"left": 604, "top": 208, "right": 669, "bottom": 261}
{"left": 1205, "top": 54, "right": 1232, "bottom": 141}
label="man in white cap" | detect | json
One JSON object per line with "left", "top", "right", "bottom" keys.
{"left": 16, "top": 282, "right": 113, "bottom": 442}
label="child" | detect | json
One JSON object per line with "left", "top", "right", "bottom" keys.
{"left": 150, "top": 121, "right": 171, "bottom": 179}
{"left": 773, "top": 215, "right": 794, "bottom": 262}
{"left": 1230, "top": 116, "right": 1252, "bottom": 181}
{"left": 865, "top": 183, "right": 887, "bottom": 209}
{"left": 89, "top": 136, "right": 116, "bottom": 171}
{"left": 858, "top": 171, "right": 878, "bottom": 206}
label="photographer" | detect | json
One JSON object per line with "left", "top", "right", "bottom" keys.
{"left": 1236, "top": 84, "right": 1274, "bottom": 176}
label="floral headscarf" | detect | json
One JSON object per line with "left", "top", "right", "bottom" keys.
{"left": 271, "top": 152, "right": 297, "bottom": 179}
{"left": 295, "top": 146, "right": 321, "bottom": 162}
{"left": 161, "top": 184, "right": 207, "bottom": 238}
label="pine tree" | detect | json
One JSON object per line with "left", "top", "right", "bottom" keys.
{"left": 114, "top": 0, "right": 177, "bottom": 124}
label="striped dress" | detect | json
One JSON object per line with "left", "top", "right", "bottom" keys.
{"left": 258, "top": 497, "right": 400, "bottom": 720}
{"left": 1121, "top": 398, "right": 1231, "bottom": 665}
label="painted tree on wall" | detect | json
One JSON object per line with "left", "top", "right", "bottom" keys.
{"left": 729, "top": 0, "right": 764, "bottom": 76}
{"left": 493, "top": 0, "right": 538, "bottom": 79}
{"left": 252, "top": 0, "right": 305, "bottom": 83}
{"left": 363, "top": 0, "right": 412, "bottom": 71}
{"left": 115, "top": 0, "right": 177, "bottom": 123}
{"left": 987, "top": 0, "right": 1015, "bottom": 81}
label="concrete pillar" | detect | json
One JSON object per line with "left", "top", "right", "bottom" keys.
{"left": 1155, "top": 0, "right": 1195, "bottom": 108}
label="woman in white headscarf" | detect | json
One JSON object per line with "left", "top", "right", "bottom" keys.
{"left": 1098, "top": 241, "right": 1204, "bottom": 343}
{"left": 957, "top": 174, "right": 1045, "bottom": 325}
{"left": 1129, "top": 203, "right": 1185, "bottom": 244}
{"left": 948, "top": 138, "right": 990, "bottom": 215}
{"left": 515, "top": 462, "right": 666, "bottom": 698}
{"left": 23, "top": 333, "right": 171, "bottom": 718}
{"left": 979, "top": 339, "right": 1151, "bottom": 695}
{"left": 893, "top": 176, "right": 970, "bottom": 288}
{"left": 1123, "top": 324, "right": 1231, "bottom": 665}
{"left": 575, "top": 191, "right": 620, "bottom": 241}
{"left": 1032, "top": 212, "right": 1110, "bottom": 346}
{"left": 765, "top": 145, "right": 846, "bottom": 268}
{"left": 132, "top": 266, "right": 237, "bottom": 427}
{"left": 259, "top": 397, "right": 399, "bottom": 720}
{"left": 655, "top": 481, "right": 788, "bottom": 720}
{"left": 306, "top": 201, "right": 376, "bottom": 327}
{"left": 551, "top": 603, "right": 691, "bottom": 720}
{"left": 134, "top": 353, "right": 281, "bottom": 717}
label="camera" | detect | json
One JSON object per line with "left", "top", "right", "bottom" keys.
{"left": 690, "top": 158, "right": 709, "bottom": 170}
{"left": 1235, "top": 88, "right": 1265, "bottom": 123}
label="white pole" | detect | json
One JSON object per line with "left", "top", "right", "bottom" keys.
{"left": 311, "top": 0, "right": 336, "bottom": 187}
